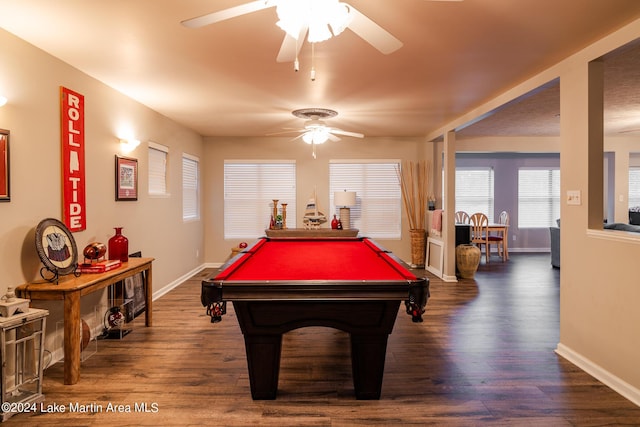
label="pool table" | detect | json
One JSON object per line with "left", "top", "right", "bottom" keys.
{"left": 201, "top": 237, "right": 429, "bottom": 400}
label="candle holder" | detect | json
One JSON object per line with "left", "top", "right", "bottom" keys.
{"left": 281, "top": 203, "right": 288, "bottom": 229}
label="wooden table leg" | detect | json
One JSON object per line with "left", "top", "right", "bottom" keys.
{"left": 63, "top": 291, "right": 81, "bottom": 385}
{"left": 144, "top": 265, "right": 152, "bottom": 327}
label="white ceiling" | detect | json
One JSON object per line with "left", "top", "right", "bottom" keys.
{"left": 2, "top": 0, "right": 640, "bottom": 139}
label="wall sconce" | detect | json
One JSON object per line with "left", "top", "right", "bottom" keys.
{"left": 0, "top": 96, "right": 7, "bottom": 107}
{"left": 334, "top": 190, "right": 356, "bottom": 230}
{"left": 119, "top": 138, "right": 140, "bottom": 153}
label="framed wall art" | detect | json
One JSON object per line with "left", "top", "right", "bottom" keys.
{"left": 0, "top": 129, "right": 9, "bottom": 202}
{"left": 115, "top": 155, "right": 138, "bottom": 201}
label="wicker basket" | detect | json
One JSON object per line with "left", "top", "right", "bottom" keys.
{"left": 409, "top": 229, "right": 426, "bottom": 267}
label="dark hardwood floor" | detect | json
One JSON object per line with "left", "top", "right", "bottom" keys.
{"left": 7, "top": 253, "right": 640, "bottom": 426}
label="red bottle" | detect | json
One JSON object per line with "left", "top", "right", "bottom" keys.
{"left": 108, "top": 227, "right": 129, "bottom": 262}
{"left": 331, "top": 215, "right": 339, "bottom": 229}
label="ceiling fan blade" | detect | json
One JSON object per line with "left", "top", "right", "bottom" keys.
{"left": 329, "top": 128, "right": 364, "bottom": 138}
{"left": 328, "top": 133, "right": 341, "bottom": 142}
{"left": 266, "top": 128, "right": 305, "bottom": 136}
{"left": 181, "top": 0, "right": 274, "bottom": 28}
{"left": 346, "top": 5, "right": 403, "bottom": 54}
{"left": 277, "top": 27, "right": 308, "bottom": 63}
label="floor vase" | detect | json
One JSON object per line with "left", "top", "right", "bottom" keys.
{"left": 410, "top": 229, "right": 426, "bottom": 267}
{"left": 456, "top": 244, "right": 481, "bottom": 279}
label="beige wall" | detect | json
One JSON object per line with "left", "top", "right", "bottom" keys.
{"left": 203, "top": 136, "right": 432, "bottom": 264}
{"left": 0, "top": 30, "right": 204, "bottom": 360}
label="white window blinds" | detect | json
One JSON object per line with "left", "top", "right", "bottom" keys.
{"left": 182, "top": 154, "right": 199, "bottom": 221}
{"left": 518, "top": 168, "right": 560, "bottom": 228}
{"left": 329, "top": 160, "right": 401, "bottom": 239}
{"left": 224, "top": 161, "right": 296, "bottom": 239}
{"left": 148, "top": 142, "right": 168, "bottom": 195}
{"left": 629, "top": 167, "right": 640, "bottom": 208}
{"left": 455, "top": 168, "right": 495, "bottom": 222}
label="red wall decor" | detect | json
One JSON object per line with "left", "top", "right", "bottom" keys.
{"left": 60, "top": 86, "right": 86, "bottom": 232}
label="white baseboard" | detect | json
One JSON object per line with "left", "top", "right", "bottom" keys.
{"left": 555, "top": 343, "right": 640, "bottom": 407}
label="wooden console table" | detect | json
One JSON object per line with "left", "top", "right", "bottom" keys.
{"left": 16, "top": 257, "right": 154, "bottom": 385}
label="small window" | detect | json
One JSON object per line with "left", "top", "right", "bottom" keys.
{"left": 518, "top": 168, "right": 560, "bottom": 228}
{"left": 182, "top": 153, "right": 199, "bottom": 221}
{"left": 629, "top": 166, "right": 640, "bottom": 209}
{"left": 148, "top": 142, "right": 168, "bottom": 196}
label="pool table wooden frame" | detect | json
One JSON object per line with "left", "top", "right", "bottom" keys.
{"left": 201, "top": 237, "right": 429, "bottom": 400}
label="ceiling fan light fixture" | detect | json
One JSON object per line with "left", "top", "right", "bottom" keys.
{"left": 302, "top": 128, "right": 329, "bottom": 145}
{"left": 275, "top": 0, "right": 352, "bottom": 43}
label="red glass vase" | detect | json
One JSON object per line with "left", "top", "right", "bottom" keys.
{"left": 108, "top": 227, "right": 129, "bottom": 262}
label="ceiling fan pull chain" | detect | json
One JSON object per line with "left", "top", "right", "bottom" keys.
{"left": 310, "top": 43, "right": 316, "bottom": 81}
{"left": 294, "top": 37, "right": 300, "bottom": 72}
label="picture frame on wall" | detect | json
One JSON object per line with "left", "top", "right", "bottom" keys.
{"left": 0, "top": 129, "right": 9, "bottom": 202}
{"left": 115, "top": 155, "right": 138, "bottom": 201}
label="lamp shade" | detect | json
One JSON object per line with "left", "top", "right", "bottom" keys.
{"left": 334, "top": 190, "right": 356, "bottom": 206}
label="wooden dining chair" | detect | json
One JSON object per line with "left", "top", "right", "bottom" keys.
{"left": 455, "top": 211, "right": 470, "bottom": 224}
{"left": 469, "top": 212, "right": 489, "bottom": 263}
{"left": 487, "top": 211, "right": 509, "bottom": 261}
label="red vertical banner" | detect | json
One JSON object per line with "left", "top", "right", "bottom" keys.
{"left": 60, "top": 87, "right": 86, "bottom": 231}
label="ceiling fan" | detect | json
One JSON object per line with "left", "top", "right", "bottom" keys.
{"left": 181, "top": 0, "right": 462, "bottom": 63}
{"left": 271, "top": 108, "right": 364, "bottom": 158}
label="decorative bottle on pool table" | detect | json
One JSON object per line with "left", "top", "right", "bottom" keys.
{"left": 108, "top": 227, "right": 129, "bottom": 262}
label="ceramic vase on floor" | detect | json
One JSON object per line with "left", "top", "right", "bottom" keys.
{"left": 456, "top": 244, "right": 481, "bottom": 279}
{"left": 108, "top": 227, "right": 129, "bottom": 262}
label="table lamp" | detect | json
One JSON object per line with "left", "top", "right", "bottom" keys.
{"left": 334, "top": 190, "right": 356, "bottom": 230}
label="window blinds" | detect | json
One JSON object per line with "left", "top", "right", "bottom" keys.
{"left": 518, "top": 168, "right": 560, "bottom": 228}
{"left": 224, "top": 161, "right": 296, "bottom": 239}
{"left": 329, "top": 160, "right": 401, "bottom": 239}
{"left": 182, "top": 154, "right": 199, "bottom": 220}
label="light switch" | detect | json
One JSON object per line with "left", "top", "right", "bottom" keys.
{"left": 567, "top": 190, "right": 581, "bottom": 205}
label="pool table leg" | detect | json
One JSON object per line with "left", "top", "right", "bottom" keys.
{"left": 350, "top": 334, "right": 389, "bottom": 400}
{"left": 243, "top": 334, "right": 283, "bottom": 400}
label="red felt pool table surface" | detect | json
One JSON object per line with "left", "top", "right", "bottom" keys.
{"left": 217, "top": 237, "right": 417, "bottom": 282}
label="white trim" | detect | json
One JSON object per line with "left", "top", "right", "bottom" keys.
{"left": 225, "top": 159, "right": 295, "bottom": 164}
{"left": 556, "top": 343, "right": 640, "bottom": 407}
{"left": 587, "top": 228, "right": 640, "bottom": 245}
{"left": 425, "top": 237, "right": 444, "bottom": 278}
{"left": 329, "top": 158, "right": 401, "bottom": 164}
{"left": 148, "top": 140, "right": 168, "bottom": 152}
{"left": 182, "top": 152, "right": 199, "bottom": 162}
{"left": 152, "top": 264, "right": 207, "bottom": 301}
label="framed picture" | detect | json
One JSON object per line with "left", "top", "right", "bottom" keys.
{"left": 0, "top": 129, "right": 9, "bottom": 202}
{"left": 123, "top": 272, "right": 146, "bottom": 322}
{"left": 115, "top": 155, "right": 138, "bottom": 201}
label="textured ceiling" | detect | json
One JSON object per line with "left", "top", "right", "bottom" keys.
{"left": 1, "top": 0, "right": 640, "bottom": 139}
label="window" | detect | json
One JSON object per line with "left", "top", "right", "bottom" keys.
{"left": 455, "top": 168, "right": 495, "bottom": 222}
{"left": 518, "top": 168, "right": 560, "bottom": 228}
{"left": 224, "top": 161, "right": 296, "bottom": 239}
{"left": 182, "top": 154, "right": 199, "bottom": 221}
{"left": 148, "top": 142, "right": 168, "bottom": 196}
{"left": 329, "top": 160, "right": 401, "bottom": 239}
{"left": 630, "top": 166, "right": 640, "bottom": 208}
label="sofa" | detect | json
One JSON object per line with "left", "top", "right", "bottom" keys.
{"left": 604, "top": 222, "right": 640, "bottom": 233}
